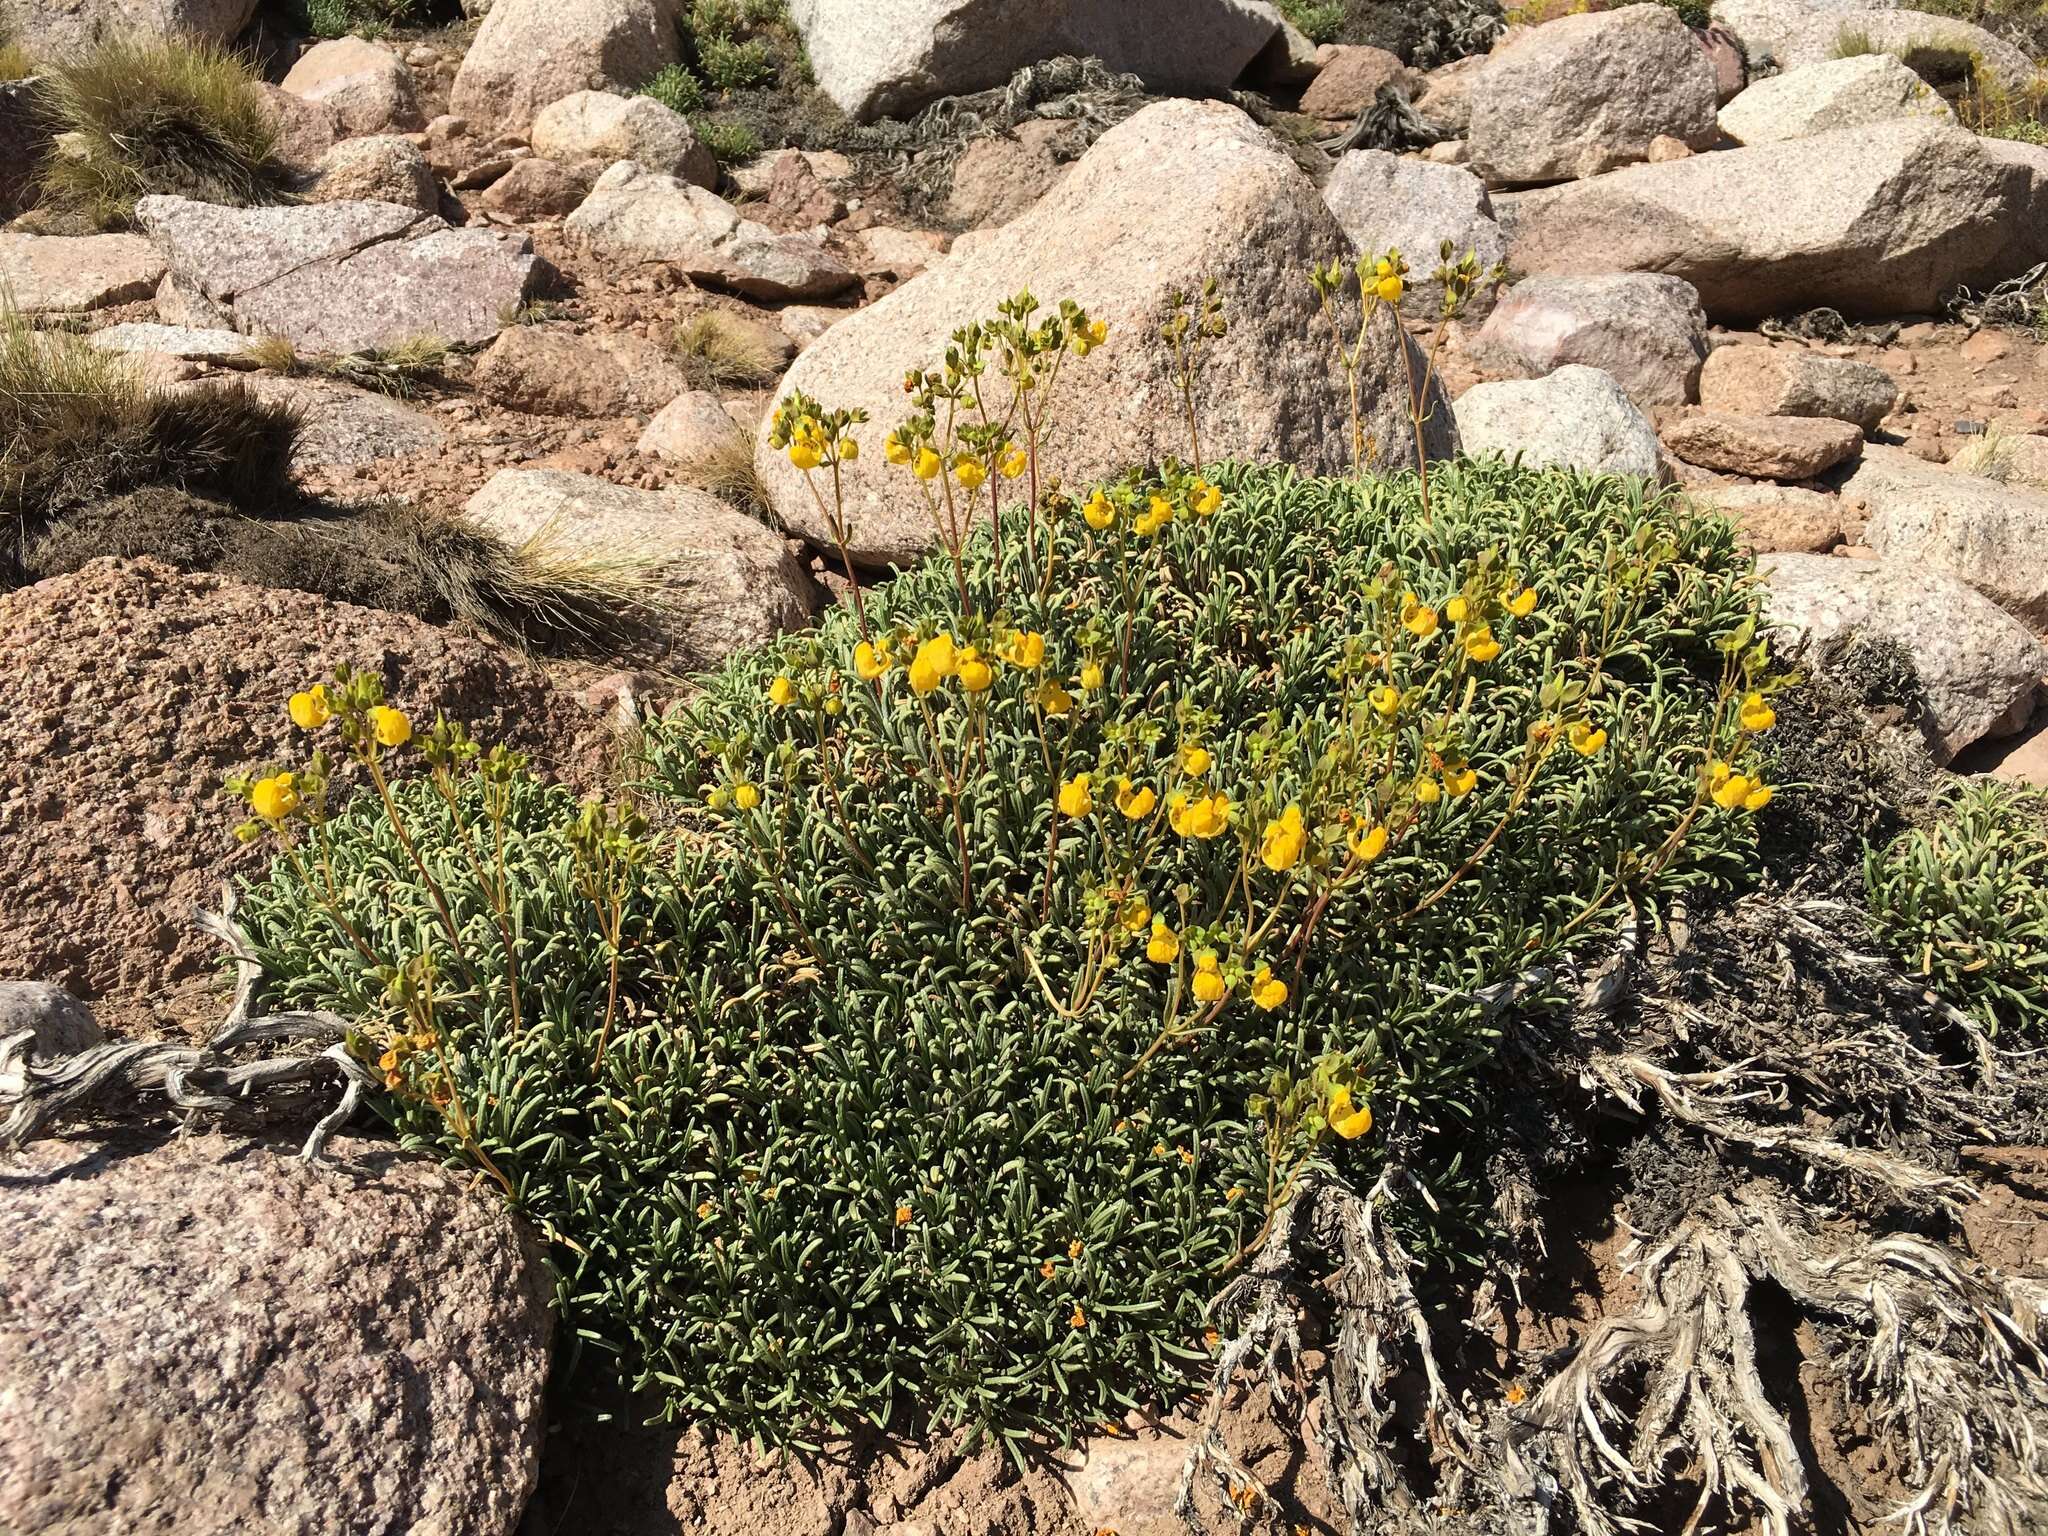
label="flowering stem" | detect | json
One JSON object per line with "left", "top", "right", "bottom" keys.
{"left": 363, "top": 748, "right": 470, "bottom": 966}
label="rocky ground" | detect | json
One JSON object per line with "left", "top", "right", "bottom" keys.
{"left": 4, "top": 0, "right": 2048, "bottom": 1532}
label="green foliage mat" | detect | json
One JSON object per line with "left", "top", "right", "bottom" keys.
{"left": 236, "top": 459, "right": 1764, "bottom": 1446}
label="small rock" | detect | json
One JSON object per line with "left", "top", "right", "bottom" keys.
{"left": 1468, "top": 5, "right": 1720, "bottom": 185}
{"left": 764, "top": 147, "right": 847, "bottom": 225}
{"left": 304, "top": 135, "right": 439, "bottom": 212}
{"left": 856, "top": 226, "right": 945, "bottom": 278}
{"left": 1960, "top": 329, "right": 2013, "bottom": 364}
{"left": 1453, "top": 364, "right": 1664, "bottom": 479}
{"left": 1477, "top": 272, "right": 1708, "bottom": 409}
{"left": 1299, "top": 44, "right": 1418, "bottom": 121}
{"left": 1693, "top": 482, "right": 1845, "bottom": 554}
{"left": 472, "top": 326, "right": 688, "bottom": 417}
{"left": 637, "top": 389, "right": 744, "bottom": 462}
{"left": 236, "top": 375, "right": 446, "bottom": 467}
{"left": 1697, "top": 345, "right": 1899, "bottom": 432}
{"left": 281, "top": 35, "right": 424, "bottom": 137}
{"left": 531, "top": 90, "right": 716, "bottom": 187}
{"left": 86, "top": 323, "right": 259, "bottom": 365}
{"left": 1716, "top": 53, "right": 1951, "bottom": 146}
{"left": 450, "top": 0, "right": 681, "bottom": 139}
{"left": 567, "top": 161, "right": 858, "bottom": 301}
{"left": 1760, "top": 552, "right": 2048, "bottom": 761}
{"left": 0, "top": 1131, "right": 552, "bottom": 1536}
{"left": 478, "top": 156, "right": 594, "bottom": 219}
{"left": 1415, "top": 54, "right": 1487, "bottom": 137}
{"left": 1847, "top": 444, "right": 2048, "bottom": 622}
{"left": 1662, "top": 411, "right": 1864, "bottom": 479}
{"left": 250, "top": 82, "right": 340, "bottom": 175}
{"left": 1645, "top": 133, "right": 1692, "bottom": 162}
{"left": 0, "top": 982, "right": 104, "bottom": 1074}
{"left": 0, "top": 232, "right": 165, "bottom": 313}
{"left": 777, "top": 304, "right": 852, "bottom": 346}
{"left": 462, "top": 469, "right": 818, "bottom": 662}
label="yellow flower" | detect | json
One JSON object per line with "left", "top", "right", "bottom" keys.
{"left": 895, "top": 1204, "right": 913, "bottom": 1227}
{"left": 999, "top": 443, "right": 1028, "bottom": 479}
{"left": 1376, "top": 273, "right": 1403, "bottom": 304}
{"left": 1509, "top": 586, "right": 1539, "bottom": 617}
{"left": 1189, "top": 479, "right": 1221, "bottom": 517}
{"left": 1069, "top": 1238, "right": 1084, "bottom": 1258}
{"left": 884, "top": 432, "right": 912, "bottom": 465}
{"left": 1191, "top": 951, "right": 1226, "bottom": 1003}
{"left": 1250, "top": 965, "right": 1288, "bottom": 1012}
{"left": 1743, "top": 782, "right": 1774, "bottom": 811}
{"left": 287, "top": 686, "right": 331, "bottom": 730}
{"left": 1168, "top": 790, "right": 1232, "bottom": 839}
{"left": 1414, "top": 776, "right": 1441, "bottom": 806}
{"left": 1039, "top": 1259, "right": 1056, "bottom": 1279}
{"left": 788, "top": 438, "right": 821, "bottom": 471}
{"left": 1116, "top": 779, "right": 1157, "bottom": 819}
{"left": 1087, "top": 319, "right": 1108, "bottom": 346}
{"left": 1082, "top": 491, "right": 1115, "bottom": 530}
{"left": 1463, "top": 627, "right": 1501, "bottom": 663}
{"left": 1568, "top": 722, "right": 1607, "bottom": 757}
{"left": 733, "top": 781, "right": 761, "bottom": 811}
{"left": 1146, "top": 916, "right": 1179, "bottom": 963}
{"left": 1711, "top": 771, "right": 1753, "bottom": 810}
{"left": 369, "top": 706, "right": 411, "bottom": 748}
{"left": 1121, "top": 895, "right": 1151, "bottom": 932}
{"left": 1036, "top": 679, "right": 1073, "bottom": 716}
{"left": 1134, "top": 496, "right": 1172, "bottom": 536}
{"left": 1327, "top": 1085, "right": 1373, "bottom": 1139}
{"left": 1739, "top": 692, "right": 1777, "bottom": 733}
{"left": 1058, "top": 774, "right": 1094, "bottom": 819}
{"left": 914, "top": 447, "right": 943, "bottom": 480}
{"left": 1369, "top": 685, "right": 1401, "bottom": 719}
{"left": 766, "top": 675, "right": 796, "bottom": 707}
{"left": 697, "top": 1200, "right": 715, "bottom": 1219}
{"left": 1078, "top": 661, "right": 1104, "bottom": 690}
{"left": 908, "top": 632, "right": 957, "bottom": 694}
{"left": 1204, "top": 1327, "right": 1222, "bottom": 1350}
{"left": 1402, "top": 600, "right": 1439, "bottom": 639}
{"left": 1445, "top": 596, "right": 1470, "bottom": 623}
{"left": 1070, "top": 1305, "right": 1088, "bottom": 1329}
{"left": 837, "top": 436, "right": 859, "bottom": 462}
{"left": 854, "top": 640, "right": 889, "bottom": 680}
{"left": 250, "top": 774, "right": 299, "bottom": 821}
{"left": 1260, "top": 803, "right": 1306, "bottom": 872}
{"left": 1000, "top": 629, "right": 1046, "bottom": 669}
{"left": 1348, "top": 821, "right": 1388, "bottom": 863}
{"left": 957, "top": 647, "right": 994, "bottom": 693}
{"left": 1445, "top": 763, "right": 1478, "bottom": 797}
{"left": 1179, "top": 743, "right": 1211, "bottom": 776}
{"left": 955, "top": 455, "right": 987, "bottom": 491}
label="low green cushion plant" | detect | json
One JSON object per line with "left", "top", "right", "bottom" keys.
{"left": 235, "top": 444, "right": 1773, "bottom": 1445}
{"left": 1866, "top": 782, "right": 2048, "bottom": 1038}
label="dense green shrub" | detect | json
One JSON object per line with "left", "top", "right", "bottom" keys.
{"left": 35, "top": 36, "right": 289, "bottom": 227}
{"left": 1866, "top": 782, "right": 2048, "bottom": 1037}
{"left": 235, "top": 449, "right": 1769, "bottom": 1445}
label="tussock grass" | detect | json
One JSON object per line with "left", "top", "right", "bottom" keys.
{"left": 0, "top": 41, "right": 32, "bottom": 79}
{"left": 671, "top": 310, "right": 782, "bottom": 389}
{"left": 0, "top": 309, "right": 298, "bottom": 579}
{"left": 36, "top": 36, "right": 290, "bottom": 228}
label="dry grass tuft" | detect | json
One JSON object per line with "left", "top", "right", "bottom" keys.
{"left": 35, "top": 36, "right": 289, "bottom": 227}
{"left": 246, "top": 333, "right": 452, "bottom": 400}
{"left": 671, "top": 310, "right": 783, "bottom": 389}
{"left": 670, "top": 430, "right": 776, "bottom": 522}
